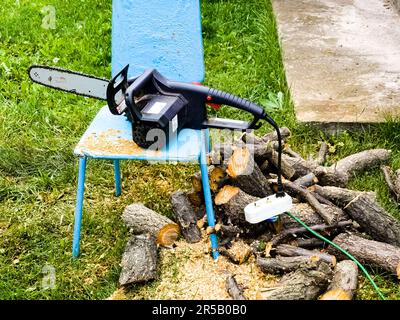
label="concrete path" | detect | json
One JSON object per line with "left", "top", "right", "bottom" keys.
{"left": 272, "top": 0, "right": 400, "bottom": 123}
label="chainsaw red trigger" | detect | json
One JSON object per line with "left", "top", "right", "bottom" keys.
{"left": 206, "top": 95, "right": 221, "bottom": 109}
{"left": 192, "top": 82, "right": 221, "bottom": 110}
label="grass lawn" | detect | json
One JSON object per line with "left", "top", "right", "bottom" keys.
{"left": 0, "top": 0, "right": 399, "bottom": 299}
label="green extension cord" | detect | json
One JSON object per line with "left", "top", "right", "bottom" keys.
{"left": 285, "top": 211, "right": 386, "bottom": 300}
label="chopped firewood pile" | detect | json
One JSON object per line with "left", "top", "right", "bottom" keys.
{"left": 117, "top": 128, "right": 400, "bottom": 300}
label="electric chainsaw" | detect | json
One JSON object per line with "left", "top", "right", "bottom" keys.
{"left": 29, "top": 64, "right": 276, "bottom": 149}
{"left": 29, "top": 63, "right": 287, "bottom": 203}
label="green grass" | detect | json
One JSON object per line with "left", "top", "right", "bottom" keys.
{"left": 0, "top": 0, "right": 399, "bottom": 300}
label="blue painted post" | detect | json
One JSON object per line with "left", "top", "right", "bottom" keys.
{"left": 72, "top": 157, "right": 87, "bottom": 258}
{"left": 199, "top": 130, "right": 219, "bottom": 260}
{"left": 113, "top": 160, "right": 122, "bottom": 196}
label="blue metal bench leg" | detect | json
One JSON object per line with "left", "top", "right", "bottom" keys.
{"left": 72, "top": 157, "right": 87, "bottom": 258}
{"left": 113, "top": 160, "right": 122, "bottom": 196}
{"left": 200, "top": 130, "right": 219, "bottom": 260}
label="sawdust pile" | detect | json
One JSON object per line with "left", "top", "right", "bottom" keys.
{"left": 108, "top": 233, "right": 277, "bottom": 300}
{"left": 76, "top": 129, "right": 161, "bottom": 157}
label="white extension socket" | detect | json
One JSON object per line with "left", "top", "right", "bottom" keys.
{"left": 244, "top": 193, "right": 293, "bottom": 224}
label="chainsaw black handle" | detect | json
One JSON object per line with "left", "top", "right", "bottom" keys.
{"left": 206, "top": 88, "right": 265, "bottom": 118}
{"left": 168, "top": 81, "right": 266, "bottom": 130}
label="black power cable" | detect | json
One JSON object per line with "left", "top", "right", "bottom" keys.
{"left": 262, "top": 113, "right": 284, "bottom": 197}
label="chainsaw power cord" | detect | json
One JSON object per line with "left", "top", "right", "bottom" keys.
{"left": 285, "top": 211, "right": 386, "bottom": 300}
{"left": 261, "top": 113, "right": 284, "bottom": 196}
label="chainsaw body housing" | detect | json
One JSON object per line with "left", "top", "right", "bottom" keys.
{"left": 106, "top": 65, "right": 267, "bottom": 149}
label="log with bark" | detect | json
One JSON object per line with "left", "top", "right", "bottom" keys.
{"left": 283, "top": 145, "right": 302, "bottom": 159}
{"left": 256, "top": 261, "right": 333, "bottom": 300}
{"left": 290, "top": 238, "right": 325, "bottom": 249}
{"left": 219, "top": 240, "right": 253, "bottom": 264}
{"left": 186, "top": 190, "right": 204, "bottom": 208}
{"left": 316, "top": 149, "right": 391, "bottom": 187}
{"left": 282, "top": 154, "right": 320, "bottom": 179}
{"left": 226, "top": 147, "right": 272, "bottom": 197}
{"left": 280, "top": 203, "right": 349, "bottom": 230}
{"left": 122, "top": 203, "right": 180, "bottom": 247}
{"left": 170, "top": 191, "right": 202, "bottom": 243}
{"left": 282, "top": 180, "right": 338, "bottom": 225}
{"left": 226, "top": 274, "right": 246, "bottom": 300}
{"left": 215, "top": 185, "right": 257, "bottom": 226}
{"left": 343, "top": 193, "right": 400, "bottom": 246}
{"left": 275, "top": 244, "right": 337, "bottom": 266}
{"left": 271, "top": 220, "right": 353, "bottom": 247}
{"left": 191, "top": 165, "right": 227, "bottom": 193}
{"left": 215, "top": 185, "right": 270, "bottom": 237}
{"left": 279, "top": 148, "right": 390, "bottom": 187}
{"left": 280, "top": 181, "right": 400, "bottom": 250}
{"left": 381, "top": 165, "right": 400, "bottom": 202}
{"left": 215, "top": 223, "right": 242, "bottom": 239}
{"left": 310, "top": 185, "right": 372, "bottom": 208}
{"left": 242, "top": 127, "right": 291, "bottom": 145}
{"left": 319, "top": 260, "right": 358, "bottom": 300}
{"left": 293, "top": 173, "right": 318, "bottom": 188}
{"left": 119, "top": 234, "right": 158, "bottom": 285}
{"left": 328, "top": 233, "right": 400, "bottom": 279}
{"left": 257, "top": 255, "right": 322, "bottom": 275}
{"left": 268, "top": 150, "right": 296, "bottom": 179}
{"left": 316, "top": 142, "right": 328, "bottom": 165}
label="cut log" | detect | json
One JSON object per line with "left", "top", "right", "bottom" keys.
{"left": 262, "top": 127, "right": 291, "bottom": 143}
{"left": 281, "top": 203, "right": 349, "bottom": 230}
{"left": 394, "top": 169, "right": 400, "bottom": 200}
{"left": 226, "top": 274, "right": 246, "bottom": 300}
{"left": 170, "top": 191, "right": 202, "bottom": 243}
{"left": 310, "top": 185, "right": 374, "bottom": 208}
{"left": 259, "top": 159, "right": 271, "bottom": 173}
{"left": 317, "top": 149, "right": 391, "bottom": 187}
{"left": 209, "top": 166, "right": 228, "bottom": 192}
{"left": 293, "top": 173, "right": 319, "bottom": 188}
{"left": 252, "top": 141, "right": 276, "bottom": 163}
{"left": 344, "top": 193, "right": 400, "bottom": 246}
{"left": 215, "top": 186, "right": 270, "bottom": 237}
{"left": 215, "top": 185, "right": 257, "bottom": 226}
{"left": 272, "top": 220, "right": 353, "bottom": 247}
{"left": 186, "top": 190, "right": 204, "bottom": 208}
{"left": 310, "top": 191, "right": 337, "bottom": 206}
{"left": 328, "top": 233, "right": 400, "bottom": 279}
{"left": 219, "top": 239, "right": 253, "bottom": 264}
{"left": 192, "top": 165, "right": 227, "bottom": 193}
{"left": 269, "top": 150, "right": 296, "bottom": 180}
{"left": 283, "top": 154, "right": 320, "bottom": 179}
{"left": 319, "top": 260, "right": 358, "bottom": 300}
{"left": 381, "top": 165, "right": 398, "bottom": 201}
{"left": 119, "top": 234, "right": 158, "bottom": 286}
{"left": 256, "top": 262, "right": 332, "bottom": 300}
{"left": 381, "top": 165, "right": 400, "bottom": 201}
{"left": 215, "top": 223, "right": 242, "bottom": 239}
{"left": 316, "top": 142, "right": 328, "bottom": 165}
{"left": 291, "top": 238, "right": 325, "bottom": 249}
{"left": 122, "top": 203, "right": 180, "bottom": 247}
{"left": 191, "top": 171, "right": 203, "bottom": 193}
{"left": 276, "top": 244, "right": 337, "bottom": 266}
{"left": 226, "top": 147, "right": 272, "bottom": 197}
{"left": 283, "top": 180, "right": 337, "bottom": 225}
{"left": 257, "top": 255, "right": 322, "bottom": 275}
{"left": 242, "top": 127, "right": 291, "bottom": 144}
{"left": 283, "top": 145, "right": 302, "bottom": 159}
